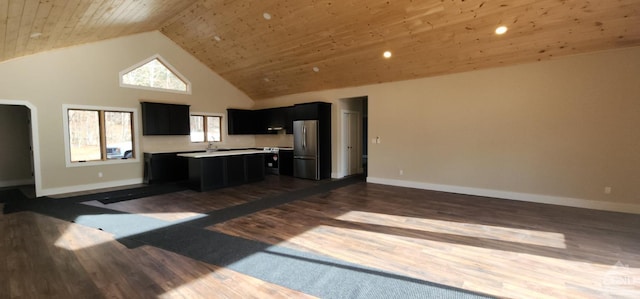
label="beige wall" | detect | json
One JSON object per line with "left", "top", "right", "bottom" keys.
{"left": 0, "top": 31, "right": 255, "bottom": 195}
{"left": 0, "top": 105, "right": 32, "bottom": 186}
{"left": 255, "top": 47, "right": 640, "bottom": 211}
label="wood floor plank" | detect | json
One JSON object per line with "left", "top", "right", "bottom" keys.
{"left": 82, "top": 175, "right": 322, "bottom": 222}
{"left": 0, "top": 209, "right": 316, "bottom": 298}
{"left": 2, "top": 177, "right": 639, "bottom": 298}
{"left": 207, "top": 181, "right": 640, "bottom": 298}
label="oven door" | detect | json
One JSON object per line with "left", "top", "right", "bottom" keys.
{"left": 265, "top": 152, "right": 279, "bottom": 174}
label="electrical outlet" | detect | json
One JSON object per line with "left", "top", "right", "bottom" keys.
{"left": 399, "top": 169, "right": 403, "bottom": 175}
{"left": 98, "top": 172, "right": 103, "bottom": 178}
{"left": 604, "top": 186, "right": 611, "bottom": 194}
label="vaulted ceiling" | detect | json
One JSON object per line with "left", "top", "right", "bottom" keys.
{"left": 2, "top": 0, "right": 640, "bottom": 100}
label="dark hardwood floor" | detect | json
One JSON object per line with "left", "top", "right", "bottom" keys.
{"left": 2, "top": 175, "right": 639, "bottom": 298}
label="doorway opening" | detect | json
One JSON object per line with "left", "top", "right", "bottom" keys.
{"left": 339, "top": 96, "right": 368, "bottom": 178}
{"left": 0, "top": 100, "right": 40, "bottom": 198}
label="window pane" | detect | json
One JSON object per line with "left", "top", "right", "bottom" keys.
{"left": 190, "top": 115, "right": 205, "bottom": 142}
{"left": 68, "top": 110, "right": 101, "bottom": 162}
{"left": 122, "top": 58, "right": 187, "bottom": 92}
{"left": 207, "top": 116, "right": 221, "bottom": 142}
{"left": 105, "top": 111, "right": 133, "bottom": 159}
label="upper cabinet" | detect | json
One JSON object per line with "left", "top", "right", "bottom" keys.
{"left": 141, "top": 102, "right": 190, "bottom": 135}
{"left": 292, "top": 102, "right": 331, "bottom": 121}
{"left": 227, "top": 102, "right": 329, "bottom": 135}
{"left": 227, "top": 109, "right": 257, "bottom": 135}
{"left": 228, "top": 106, "right": 292, "bottom": 135}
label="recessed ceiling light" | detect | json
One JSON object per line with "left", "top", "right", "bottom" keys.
{"left": 495, "top": 26, "right": 508, "bottom": 35}
{"left": 383, "top": 51, "right": 392, "bottom": 58}
{"left": 263, "top": 12, "right": 272, "bottom": 20}
{"left": 213, "top": 36, "right": 221, "bottom": 42}
{"left": 312, "top": 66, "right": 320, "bottom": 72}
{"left": 30, "top": 32, "right": 42, "bottom": 38}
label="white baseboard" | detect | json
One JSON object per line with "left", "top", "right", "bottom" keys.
{"left": 40, "top": 178, "right": 144, "bottom": 197}
{"left": 367, "top": 177, "right": 640, "bottom": 215}
{"left": 0, "top": 178, "right": 35, "bottom": 188}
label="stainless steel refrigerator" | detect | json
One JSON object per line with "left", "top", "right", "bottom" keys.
{"left": 293, "top": 120, "right": 320, "bottom": 180}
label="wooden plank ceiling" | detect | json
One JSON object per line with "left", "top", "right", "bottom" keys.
{"left": 2, "top": 0, "right": 640, "bottom": 100}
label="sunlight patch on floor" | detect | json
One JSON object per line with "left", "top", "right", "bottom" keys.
{"left": 137, "top": 212, "right": 207, "bottom": 222}
{"left": 278, "top": 224, "right": 639, "bottom": 298}
{"left": 54, "top": 223, "right": 115, "bottom": 251}
{"left": 336, "top": 210, "right": 567, "bottom": 249}
{"left": 54, "top": 212, "right": 206, "bottom": 250}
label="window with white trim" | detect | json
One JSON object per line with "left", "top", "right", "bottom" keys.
{"left": 64, "top": 105, "right": 137, "bottom": 165}
{"left": 190, "top": 114, "right": 222, "bottom": 143}
{"left": 120, "top": 55, "right": 191, "bottom": 94}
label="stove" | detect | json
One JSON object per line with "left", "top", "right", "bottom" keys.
{"left": 263, "top": 147, "right": 280, "bottom": 174}
{"left": 262, "top": 147, "right": 280, "bottom": 153}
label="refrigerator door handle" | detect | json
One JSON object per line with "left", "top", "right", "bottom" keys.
{"left": 303, "top": 126, "right": 306, "bottom": 149}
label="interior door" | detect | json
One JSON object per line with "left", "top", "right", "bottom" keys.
{"left": 342, "top": 111, "right": 360, "bottom": 176}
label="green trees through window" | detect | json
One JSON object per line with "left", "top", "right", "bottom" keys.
{"left": 67, "top": 108, "right": 134, "bottom": 162}
{"left": 120, "top": 55, "right": 190, "bottom": 93}
{"left": 190, "top": 115, "right": 221, "bottom": 142}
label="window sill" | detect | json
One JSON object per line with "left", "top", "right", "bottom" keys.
{"left": 66, "top": 157, "right": 140, "bottom": 168}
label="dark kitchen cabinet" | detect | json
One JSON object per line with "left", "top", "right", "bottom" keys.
{"left": 293, "top": 102, "right": 331, "bottom": 121}
{"left": 188, "top": 156, "right": 225, "bottom": 191}
{"left": 246, "top": 154, "right": 266, "bottom": 182}
{"left": 141, "top": 102, "right": 190, "bottom": 136}
{"left": 143, "top": 152, "right": 191, "bottom": 184}
{"left": 228, "top": 103, "right": 325, "bottom": 135}
{"left": 255, "top": 107, "right": 291, "bottom": 134}
{"left": 284, "top": 106, "right": 294, "bottom": 134}
{"left": 226, "top": 155, "right": 247, "bottom": 186}
{"left": 263, "top": 108, "right": 286, "bottom": 132}
{"left": 279, "top": 149, "right": 293, "bottom": 176}
{"left": 227, "top": 109, "right": 257, "bottom": 135}
{"left": 186, "top": 153, "right": 266, "bottom": 191}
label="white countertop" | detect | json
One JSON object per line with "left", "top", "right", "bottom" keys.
{"left": 177, "top": 149, "right": 267, "bottom": 158}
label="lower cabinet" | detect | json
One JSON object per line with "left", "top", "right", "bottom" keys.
{"left": 226, "top": 155, "right": 247, "bottom": 186}
{"left": 187, "top": 154, "right": 266, "bottom": 191}
{"left": 189, "top": 157, "right": 226, "bottom": 191}
{"left": 143, "top": 152, "right": 190, "bottom": 184}
{"left": 278, "top": 150, "right": 294, "bottom": 176}
{"left": 246, "top": 154, "right": 266, "bottom": 182}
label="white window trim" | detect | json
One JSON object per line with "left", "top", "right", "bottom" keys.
{"left": 62, "top": 104, "right": 140, "bottom": 168}
{"left": 191, "top": 112, "right": 224, "bottom": 143}
{"left": 119, "top": 54, "right": 192, "bottom": 95}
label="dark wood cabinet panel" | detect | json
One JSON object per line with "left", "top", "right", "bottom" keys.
{"left": 229, "top": 106, "right": 294, "bottom": 135}
{"left": 188, "top": 157, "right": 225, "bottom": 191}
{"left": 141, "top": 102, "right": 190, "bottom": 136}
{"left": 143, "top": 152, "right": 190, "bottom": 184}
{"left": 284, "top": 106, "right": 294, "bottom": 134}
{"left": 293, "top": 102, "right": 331, "bottom": 121}
{"left": 186, "top": 154, "right": 266, "bottom": 191}
{"left": 226, "top": 155, "right": 247, "bottom": 186}
{"left": 227, "top": 109, "right": 257, "bottom": 135}
{"left": 292, "top": 103, "right": 318, "bottom": 120}
{"left": 246, "top": 154, "right": 266, "bottom": 181}
{"left": 279, "top": 150, "right": 293, "bottom": 176}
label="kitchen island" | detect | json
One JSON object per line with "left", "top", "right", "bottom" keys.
{"left": 178, "top": 149, "right": 266, "bottom": 192}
